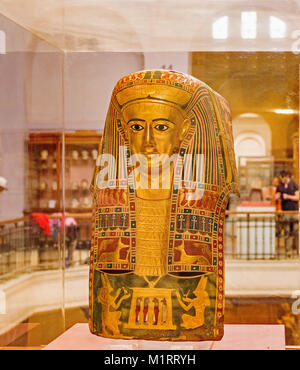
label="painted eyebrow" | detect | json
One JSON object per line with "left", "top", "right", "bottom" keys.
{"left": 127, "top": 118, "right": 145, "bottom": 124}
{"left": 152, "top": 118, "right": 175, "bottom": 125}
{"left": 127, "top": 118, "right": 175, "bottom": 125}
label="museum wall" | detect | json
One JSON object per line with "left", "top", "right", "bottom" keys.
{"left": 28, "top": 50, "right": 190, "bottom": 131}
{"left": 63, "top": 52, "right": 144, "bottom": 130}
{"left": 0, "top": 21, "right": 191, "bottom": 221}
{"left": 0, "top": 16, "right": 63, "bottom": 221}
{"left": 0, "top": 51, "right": 26, "bottom": 220}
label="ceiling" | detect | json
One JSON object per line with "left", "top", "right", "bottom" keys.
{"left": 0, "top": 0, "right": 299, "bottom": 52}
{"left": 192, "top": 52, "right": 300, "bottom": 116}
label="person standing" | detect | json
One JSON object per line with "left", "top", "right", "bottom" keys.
{"left": 275, "top": 171, "right": 299, "bottom": 247}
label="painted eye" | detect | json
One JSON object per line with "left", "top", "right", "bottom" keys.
{"left": 154, "top": 124, "right": 169, "bottom": 131}
{"left": 130, "top": 123, "right": 144, "bottom": 131}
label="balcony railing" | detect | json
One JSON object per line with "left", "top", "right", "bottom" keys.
{"left": 225, "top": 210, "right": 299, "bottom": 260}
{"left": 0, "top": 214, "right": 91, "bottom": 281}
{"left": 0, "top": 211, "right": 299, "bottom": 280}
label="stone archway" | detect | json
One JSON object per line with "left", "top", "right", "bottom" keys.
{"left": 232, "top": 113, "right": 271, "bottom": 165}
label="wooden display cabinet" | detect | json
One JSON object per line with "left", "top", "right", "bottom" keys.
{"left": 28, "top": 133, "right": 62, "bottom": 213}
{"left": 64, "top": 131, "right": 102, "bottom": 213}
{"left": 28, "top": 131, "right": 102, "bottom": 213}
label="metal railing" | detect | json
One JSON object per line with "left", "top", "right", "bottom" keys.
{"left": 0, "top": 215, "right": 91, "bottom": 281}
{"left": 0, "top": 217, "right": 33, "bottom": 279}
{"left": 225, "top": 211, "right": 299, "bottom": 260}
{"left": 0, "top": 210, "right": 299, "bottom": 280}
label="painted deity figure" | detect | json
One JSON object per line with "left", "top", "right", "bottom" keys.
{"left": 89, "top": 70, "right": 239, "bottom": 341}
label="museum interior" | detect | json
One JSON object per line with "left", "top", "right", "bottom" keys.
{"left": 0, "top": 0, "right": 299, "bottom": 349}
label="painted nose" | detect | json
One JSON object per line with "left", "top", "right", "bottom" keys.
{"left": 143, "top": 124, "right": 156, "bottom": 152}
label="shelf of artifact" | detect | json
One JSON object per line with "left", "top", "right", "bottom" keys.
{"left": 64, "top": 132, "right": 102, "bottom": 165}
{"left": 65, "top": 181, "right": 91, "bottom": 195}
{"left": 64, "top": 132, "right": 102, "bottom": 166}
{"left": 27, "top": 130, "right": 102, "bottom": 213}
{"left": 29, "top": 182, "right": 61, "bottom": 212}
{"left": 64, "top": 131, "right": 101, "bottom": 213}
{"left": 65, "top": 150, "right": 99, "bottom": 162}
{"left": 28, "top": 133, "right": 62, "bottom": 213}
{"left": 65, "top": 185, "right": 92, "bottom": 211}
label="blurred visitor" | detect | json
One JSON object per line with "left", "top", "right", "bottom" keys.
{"left": 269, "top": 176, "right": 283, "bottom": 239}
{"left": 31, "top": 213, "right": 51, "bottom": 236}
{"left": 275, "top": 171, "right": 299, "bottom": 248}
{"left": 276, "top": 171, "right": 299, "bottom": 213}
{"left": 51, "top": 213, "right": 79, "bottom": 267}
{"left": 0, "top": 176, "right": 8, "bottom": 193}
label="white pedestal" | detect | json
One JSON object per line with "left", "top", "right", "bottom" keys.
{"left": 43, "top": 323, "right": 285, "bottom": 350}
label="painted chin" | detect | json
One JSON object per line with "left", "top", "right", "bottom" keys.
{"left": 141, "top": 151, "right": 159, "bottom": 157}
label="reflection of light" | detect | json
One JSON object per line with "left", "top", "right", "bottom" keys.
{"left": 212, "top": 16, "right": 228, "bottom": 39}
{"left": 241, "top": 11, "right": 257, "bottom": 39}
{"left": 239, "top": 113, "right": 260, "bottom": 118}
{"left": 270, "top": 16, "right": 286, "bottom": 39}
{"left": 273, "top": 109, "right": 298, "bottom": 114}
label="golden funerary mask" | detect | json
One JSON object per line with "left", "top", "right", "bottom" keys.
{"left": 89, "top": 70, "right": 239, "bottom": 341}
{"left": 122, "top": 101, "right": 189, "bottom": 157}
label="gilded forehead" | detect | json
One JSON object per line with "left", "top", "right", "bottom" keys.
{"left": 113, "top": 70, "right": 200, "bottom": 112}
{"left": 121, "top": 100, "right": 186, "bottom": 125}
